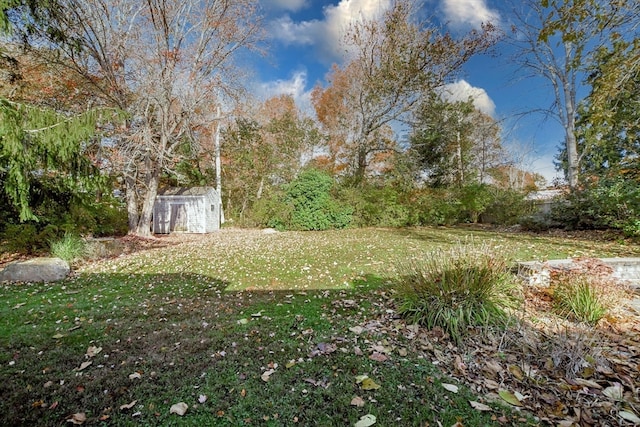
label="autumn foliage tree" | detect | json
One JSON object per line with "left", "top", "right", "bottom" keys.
{"left": 221, "top": 95, "right": 320, "bottom": 218}
{"left": 311, "top": 0, "right": 498, "bottom": 184}
{"left": 5, "top": 0, "right": 263, "bottom": 236}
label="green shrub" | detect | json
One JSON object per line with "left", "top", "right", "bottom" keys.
{"left": 284, "top": 169, "right": 352, "bottom": 231}
{"left": 482, "top": 188, "right": 535, "bottom": 225}
{"left": 250, "top": 190, "right": 292, "bottom": 231}
{"left": 412, "top": 189, "right": 462, "bottom": 226}
{"left": 91, "top": 201, "right": 128, "bottom": 237}
{"left": 2, "top": 223, "right": 40, "bottom": 253}
{"left": 395, "top": 243, "right": 517, "bottom": 342}
{"left": 50, "top": 233, "right": 86, "bottom": 262}
{"left": 336, "top": 184, "right": 411, "bottom": 227}
{"left": 458, "top": 184, "right": 493, "bottom": 223}
{"left": 551, "top": 177, "right": 640, "bottom": 233}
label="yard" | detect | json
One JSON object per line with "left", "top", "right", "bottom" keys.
{"left": 1, "top": 227, "right": 639, "bottom": 426}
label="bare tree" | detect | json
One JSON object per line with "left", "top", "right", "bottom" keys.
{"left": 16, "top": 0, "right": 263, "bottom": 235}
{"left": 509, "top": 0, "right": 638, "bottom": 189}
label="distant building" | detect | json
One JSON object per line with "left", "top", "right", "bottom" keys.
{"left": 153, "top": 187, "right": 221, "bottom": 234}
{"left": 526, "top": 188, "right": 567, "bottom": 215}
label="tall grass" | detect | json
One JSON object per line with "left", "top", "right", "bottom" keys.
{"left": 551, "top": 273, "right": 626, "bottom": 325}
{"left": 395, "top": 243, "right": 518, "bottom": 342}
{"left": 49, "top": 233, "right": 85, "bottom": 262}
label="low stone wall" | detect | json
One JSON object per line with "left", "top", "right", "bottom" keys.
{"left": 84, "top": 237, "right": 127, "bottom": 259}
{"left": 518, "top": 258, "right": 640, "bottom": 292}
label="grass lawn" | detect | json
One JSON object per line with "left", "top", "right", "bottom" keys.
{"left": 1, "top": 227, "right": 638, "bottom": 426}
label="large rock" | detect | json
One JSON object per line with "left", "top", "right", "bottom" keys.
{"left": 0, "top": 257, "right": 70, "bottom": 283}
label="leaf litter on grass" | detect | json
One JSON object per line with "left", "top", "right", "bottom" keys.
{"left": 4, "top": 228, "right": 640, "bottom": 426}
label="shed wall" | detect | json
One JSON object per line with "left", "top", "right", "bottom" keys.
{"left": 153, "top": 188, "right": 220, "bottom": 234}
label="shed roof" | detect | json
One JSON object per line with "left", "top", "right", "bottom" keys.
{"left": 156, "top": 187, "right": 216, "bottom": 197}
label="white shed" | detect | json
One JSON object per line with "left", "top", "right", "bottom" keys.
{"left": 153, "top": 187, "right": 221, "bottom": 234}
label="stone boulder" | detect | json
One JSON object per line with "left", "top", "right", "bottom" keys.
{"left": 0, "top": 257, "right": 70, "bottom": 283}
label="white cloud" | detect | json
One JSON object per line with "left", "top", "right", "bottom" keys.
{"left": 266, "top": 0, "right": 308, "bottom": 12}
{"left": 257, "top": 70, "right": 314, "bottom": 116}
{"left": 270, "top": 15, "right": 319, "bottom": 46}
{"left": 270, "top": 0, "right": 392, "bottom": 63}
{"left": 441, "top": 79, "right": 496, "bottom": 116}
{"left": 441, "top": 0, "right": 500, "bottom": 29}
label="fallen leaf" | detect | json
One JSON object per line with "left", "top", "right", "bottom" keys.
{"left": 75, "top": 361, "right": 92, "bottom": 371}
{"left": 454, "top": 355, "right": 466, "bottom": 375}
{"left": 120, "top": 400, "right": 137, "bottom": 410}
{"left": 369, "top": 352, "right": 388, "bottom": 362}
{"left": 508, "top": 365, "right": 524, "bottom": 381}
{"left": 86, "top": 346, "right": 102, "bottom": 358}
{"left": 351, "top": 396, "right": 365, "bottom": 407}
{"left": 484, "top": 360, "right": 503, "bottom": 376}
{"left": 361, "top": 378, "right": 381, "bottom": 390}
{"left": 261, "top": 369, "right": 275, "bottom": 382}
{"left": 66, "top": 412, "right": 86, "bottom": 424}
{"left": 304, "top": 378, "right": 330, "bottom": 388}
{"left": 169, "top": 402, "right": 188, "bottom": 416}
{"left": 354, "top": 414, "right": 376, "bottom": 427}
{"left": 484, "top": 379, "right": 500, "bottom": 390}
{"left": 469, "top": 401, "right": 492, "bottom": 411}
{"left": 128, "top": 372, "right": 142, "bottom": 380}
{"left": 355, "top": 374, "right": 369, "bottom": 384}
{"left": 442, "top": 383, "right": 459, "bottom": 393}
{"left": 198, "top": 394, "right": 207, "bottom": 404}
{"left": 603, "top": 383, "right": 624, "bottom": 401}
{"left": 349, "top": 326, "right": 364, "bottom": 335}
{"left": 398, "top": 348, "right": 408, "bottom": 357}
{"left": 285, "top": 360, "right": 296, "bottom": 369}
{"left": 12, "top": 302, "right": 26, "bottom": 309}
{"left": 237, "top": 318, "right": 249, "bottom": 325}
{"left": 52, "top": 333, "right": 65, "bottom": 339}
{"left": 619, "top": 410, "right": 640, "bottom": 424}
{"left": 498, "top": 389, "right": 523, "bottom": 407}
{"left": 573, "top": 378, "right": 601, "bottom": 389}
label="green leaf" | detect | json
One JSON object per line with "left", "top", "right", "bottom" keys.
{"left": 354, "top": 414, "right": 376, "bottom": 427}
{"left": 498, "top": 389, "right": 523, "bottom": 407}
{"left": 361, "top": 378, "right": 381, "bottom": 390}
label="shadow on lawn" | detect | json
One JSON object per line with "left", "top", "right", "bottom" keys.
{"left": 0, "top": 273, "right": 392, "bottom": 427}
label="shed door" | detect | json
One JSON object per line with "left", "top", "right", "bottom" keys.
{"left": 170, "top": 204, "right": 188, "bottom": 232}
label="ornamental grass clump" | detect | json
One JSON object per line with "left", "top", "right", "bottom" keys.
{"left": 395, "top": 243, "right": 518, "bottom": 342}
{"left": 551, "top": 274, "right": 620, "bottom": 325}
{"left": 50, "top": 233, "right": 86, "bottom": 263}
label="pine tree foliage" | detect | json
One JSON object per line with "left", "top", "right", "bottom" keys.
{"left": 0, "top": 97, "right": 115, "bottom": 221}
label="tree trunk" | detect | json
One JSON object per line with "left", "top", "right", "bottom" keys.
{"left": 134, "top": 166, "right": 159, "bottom": 237}
{"left": 564, "top": 94, "right": 579, "bottom": 189}
{"left": 256, "top": 177, "right": 264, "bottom": 200}
{"left": 353, "top": 145, "right": 368, "bottom": 185}
{"left": 125, "top": 171, "right": 139, "bottom": 233}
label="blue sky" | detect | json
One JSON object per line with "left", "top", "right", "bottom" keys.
{"left": 251, "top": 0, "right": 570, "bottom": 184}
